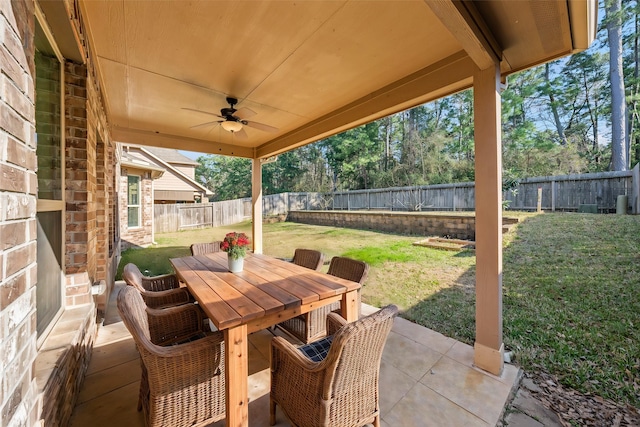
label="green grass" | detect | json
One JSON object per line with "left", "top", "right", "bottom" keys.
{"left": 501, "top": 214, "right": 640, "bottom": 407}
{"left": 118, "top": 213, "right": 640, "bottom": 409}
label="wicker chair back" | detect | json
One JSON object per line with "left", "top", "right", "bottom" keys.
{"left": 292, "top": 248, "right": 324, "bottom": 271}
{"left": 190, "top": 241, "right": 222, "bottom": 255}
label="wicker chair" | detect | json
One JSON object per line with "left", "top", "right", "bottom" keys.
{"left": 278, "top": 256, "right": 369, "bottom": 343}
{"left": 291, "top": 248, "right": 324, "bottom": 271}
{"left": 122, "top": 263, "right": 193, "bottom": 309}
{"left": 117, "top": 286, "right": 226, "bottom": 427}
{"left": 270, "top": 304, "right": 398, "bottom": 427}
{"left": 190, "top": 241, "right": 222, "bottom": 255}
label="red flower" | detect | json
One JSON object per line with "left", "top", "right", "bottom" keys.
{"left": 221, "top": 232, "right": 250, "bottom": 258}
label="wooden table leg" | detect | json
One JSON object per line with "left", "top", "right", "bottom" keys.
{"left": 340, "top": 289, "right": 359, "bottom": 322}
{"left": 224, "top": 324, "right": 249, "bottom": 427}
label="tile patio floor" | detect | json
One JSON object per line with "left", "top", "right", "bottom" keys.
{"left": 69, "top": 283, "right": 521, "bottom": 427}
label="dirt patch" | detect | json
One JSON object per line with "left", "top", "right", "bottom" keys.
{"left": 264, "top": 214, "right": 287, "bottom": 224}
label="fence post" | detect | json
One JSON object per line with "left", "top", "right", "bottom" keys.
{"left": 633, "top": 163, "right": 640, "bottom": 214}
{"left": 285, "top": 192, "right": 290, "bottom": 215}
{"left": 452, "top": 186, "right": 457, "bottom": 211}
{"left": 537, "top": 187, "right": 542, "bottom": 212}
{"left": 551, "top": 180, "right": 556, "bottom": 212}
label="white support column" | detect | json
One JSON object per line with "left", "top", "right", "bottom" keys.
{"left": 473, "top": 64, "right": 504, "bottom": 376}
{"left": 251, "top": 159, "right": 263, "bottom": 254}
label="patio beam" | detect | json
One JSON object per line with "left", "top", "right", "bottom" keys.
{"left": 111, "top": 126, "right": 254, "bottom": 158}
{"left": 473, "top": 64, "right": 504, "bottom": 376}
{"left": 424, "top": 0, "right": 502, "bottom": 70}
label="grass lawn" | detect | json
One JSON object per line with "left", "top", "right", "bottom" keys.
{"left": 118, "top": 212, "right": 640, "bottom": 409}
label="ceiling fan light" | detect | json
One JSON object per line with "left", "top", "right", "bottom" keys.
{"left": 221, "top": 120, "right": 243, "bottom": 133}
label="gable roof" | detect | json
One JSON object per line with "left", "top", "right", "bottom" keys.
{"left": 120, "top": 150, "right": 165, "bottom": 178}
{"left": 122, "top": 144, "right": 213, "bottom": 196}
{"left": 143, "top": 146, "right": 200, "bottom": 166}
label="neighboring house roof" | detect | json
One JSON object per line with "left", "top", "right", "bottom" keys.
{"left": 121, "top": 144, "right": 213, "bottom": 196}
{"left": 120, "top": 150, "right": 165, "bottom": 178}
{"left": 143, "top": 146, "right": 200, "bottom": 166}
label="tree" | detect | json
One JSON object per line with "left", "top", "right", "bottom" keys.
{"left": 624, "top": 0, "right": 640, "bottom": 166}
{"left": 262, "top": 151, "right": 303, "bottom": 195}
{"left": 322, "top": 122, "right": 383, "bottom": 190}
{"left": 195, "top": 155, "right": 251, "bottom": 201}
{"left": 542, "top": 63, "right": 568, "bottom": 145}
{"left": 607, "top": 0, "right": 628, "bottom": 170}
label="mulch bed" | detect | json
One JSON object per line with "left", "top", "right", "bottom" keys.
{"left": 525, "top": 371, "right": 640, "bottom": 426}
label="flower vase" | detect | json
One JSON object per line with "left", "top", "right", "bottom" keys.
{"left": 228, "top": 254, "right": 244, "bottom": 273}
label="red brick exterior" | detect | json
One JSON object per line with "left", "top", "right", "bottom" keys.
{"left": 0, "top": 1, "right": 39, "bottom": 426}
{"left": 1, "top": 1, "right": 119, "bottom": 426}
{"left": 119, "top": 167, "right": 155, "bottom": 249}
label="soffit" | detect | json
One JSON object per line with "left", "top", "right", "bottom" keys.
{"left": 74, "top": 0, "right": 596, "bottom": 158}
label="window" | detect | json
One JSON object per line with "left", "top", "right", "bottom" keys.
{"left": 128, "top": 175, "right": 141, "bottom": 227}
{"left": 35, "top": 15, "right": 65, "bottom": 341}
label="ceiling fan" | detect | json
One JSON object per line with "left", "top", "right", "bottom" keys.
{"left": 183, "top": 97, "right": 278, "bottom": 140}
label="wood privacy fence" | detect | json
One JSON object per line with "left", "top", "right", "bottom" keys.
{"left": 154, "top": 199, "right": 246, "bottom": 233}
{"left": 154, "top": 167, "right": 640, "bottom": 232}
{"left": 260, "top": 167, "right": 639, "bottom": 215}
{"left": 503, "top": 170, "right": 634, "bottom": 212}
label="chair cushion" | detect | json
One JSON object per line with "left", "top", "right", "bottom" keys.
{"left": 298, "top": 335, "right": 333, "bottom": 362}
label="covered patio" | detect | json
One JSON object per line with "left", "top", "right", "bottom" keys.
{"left": 73, "top": 0, "right": 596, "bottom": 377}
{"left": 3, "top": 1, "right": 596, "bottom": 426}
{"left": 69, "top": 282, "right": 521, "bottom": 427}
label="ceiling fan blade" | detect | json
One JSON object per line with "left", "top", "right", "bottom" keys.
{"left": 233, "top": 107, "right": 256, "bottom": 120}
{"left": 182, "top": 107, "right": 224, "bottom": 119}
{"left": 233, "top": 128, "right": 249, "bottom": 140}
{"left": 189, "top": 120, "right": 221, "bottom": 129}
{"left": 244, "top": 120, "right": 279, "bottom": 133}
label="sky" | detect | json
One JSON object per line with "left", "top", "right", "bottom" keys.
{"left": 180, "top": 150, "right": 202, "bottom": 160}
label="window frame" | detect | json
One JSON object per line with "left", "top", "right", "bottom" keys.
{"left": 35, "top": 4, "right": 66, "bottom": 347}
{"left": 127, "top": 174, "right": 142, "bottom": 228}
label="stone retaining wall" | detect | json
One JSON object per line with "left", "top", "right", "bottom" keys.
{"left": 287, "top": 210, "right": 517, "bottom": 240}
{"left": 35, "top": 304, "right": 96, "bottom": 427}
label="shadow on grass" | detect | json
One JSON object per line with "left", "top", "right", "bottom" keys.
{"left": 401, "top": 260, "right": 477, "bottom": 346}
{"left": 117, "top": 246, "right": 191, "bottom": 279}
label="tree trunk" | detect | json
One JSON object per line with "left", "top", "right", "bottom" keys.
{"left": 631, "top": 9, "right": 640, "bottom": 167}
{"left": 607, "top": 0, "right": 627, "bottom": 171}
{"left": 384, "top": 117, "right": 391, "bottom": 171}
{"left": 545, "top": 63, "right": 568, "bottom": 145}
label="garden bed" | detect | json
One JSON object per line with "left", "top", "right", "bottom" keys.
{"left": 413, "top": 237, "right": 475, "bottom": 251}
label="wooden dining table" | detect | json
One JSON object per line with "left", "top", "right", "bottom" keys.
{"left": 169, "top": 251, "right": 361, "bottom": 427}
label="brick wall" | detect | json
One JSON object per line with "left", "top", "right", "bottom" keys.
{"left": 0, "top": 2, "right": 39, "bottom": 426}
{"left": 287, "top": 210, "right": 479, "bottom": 240}
{"left": 64, "top": 58, "right": 114, "bottom": 284}
{"left": 36, "top": 306, "right": 95, "bottom": 427}
{"left": 287, "top": 210, "right": 520, "bottom": 239}
{"left": 119, "top": 167, "right": 155, "bottom": 250}
{"left": 0, "top": 2, "right": 120, "bottom": 426}
{"left": 65, "top": 61, "right": 91, "bottom": 275}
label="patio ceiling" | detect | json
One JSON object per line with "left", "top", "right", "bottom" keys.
{"left": 60, "top": 0, "right": 595, "bottom": 159}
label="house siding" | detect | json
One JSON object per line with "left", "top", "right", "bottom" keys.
{"left": 1, "top": 2, "right": 118, "bottom": 426}
{"left": 127, "top": 148, "right": 202, "bottom": 197}
{"left": 174, "top": 164, "right": 196, "bottom": 180}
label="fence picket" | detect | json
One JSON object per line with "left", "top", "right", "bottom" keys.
{"left": 154, "top": 171, "right": 638, "bottom": 232}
